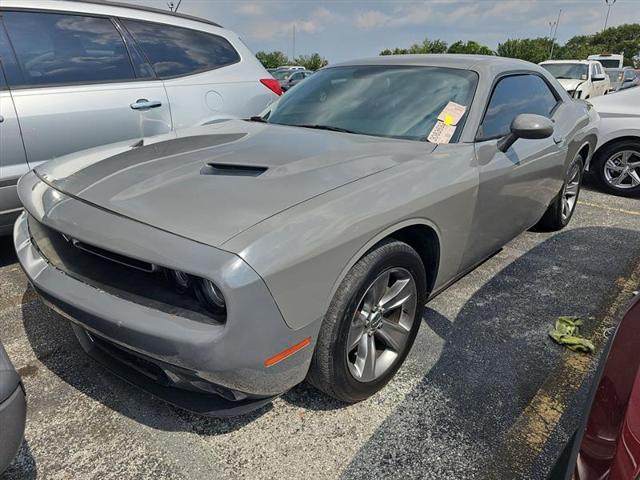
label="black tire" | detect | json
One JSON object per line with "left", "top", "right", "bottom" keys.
{"left": 591, "top": 139, "right": 640, "bottom": 197}
{"left": 534, "top": 154, "right": 584, "bottom": 232}
{"left": 307, "top": 239, "right": 427, "bottom": 403}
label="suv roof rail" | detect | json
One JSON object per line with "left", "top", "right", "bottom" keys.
{"left": 71, "top": 0, "right": 223, "bottom": 28}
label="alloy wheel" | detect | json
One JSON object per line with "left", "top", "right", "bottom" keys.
{"left": 603, "top": 150, "right": 640, "bottom": 190}
{"left": 346, "top": 268, "right": 417, "bottom": 383}
{"left": 561, "top": 162, "right": 581, "bottom": 221}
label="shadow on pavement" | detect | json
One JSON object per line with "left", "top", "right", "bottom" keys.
{"left": 1, "top": 440, "right": 37, "bottom": 480}
{"left": 339, "top": 226, "right": 640, "bottom": 480}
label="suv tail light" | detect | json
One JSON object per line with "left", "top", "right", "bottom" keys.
{"left": 260, "top": 78, "right": 282, "bottom": 96}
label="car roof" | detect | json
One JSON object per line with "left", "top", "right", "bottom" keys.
{"left": 0, "top": 0, "right": 223, "bottom": 28}
{"left": 540, "top": 60, "right": 592, "bottom": 65}
{"left": 330, "top": 54, "right": 545, "bottom": 74}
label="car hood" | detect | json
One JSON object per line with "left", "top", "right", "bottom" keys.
{"left": 36, "top": 120, "right": 432, "bottom": 247}
{"left": 557, "top": 78, "right": 587, "bottom": 91}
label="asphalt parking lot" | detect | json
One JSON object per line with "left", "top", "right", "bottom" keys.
{"left": 1, "top": 182, "right": 639, "bottom": 480}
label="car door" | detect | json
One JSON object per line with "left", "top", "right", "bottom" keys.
{"left": 0, "top": 9, "right": 172, "bottom": 169}
{"left": 0, "top": 56, "right": 28, "bottom": 231}
{"left": 463, "top": 73, "right": 567, "bottom": 267}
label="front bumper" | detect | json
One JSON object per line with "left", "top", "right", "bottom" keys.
{"left": 14, "top": 173, "right": 319, "bottom": 416}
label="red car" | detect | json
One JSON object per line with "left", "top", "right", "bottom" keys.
{"left": 555, "top": 291, "right": 640, "bottom": 479}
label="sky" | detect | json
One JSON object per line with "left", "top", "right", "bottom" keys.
{"left": 121, "top": 0, "right": 640, "bottom": 62}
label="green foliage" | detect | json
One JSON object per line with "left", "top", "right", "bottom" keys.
{"left": 380, "top": 38, "right": 449, "bottom": 55}
{"left": 255, "top": 50, "right": 329, "bottom": 71}
{"left": 497, "top": 37, "right": 559, "bottom": 64}
{"left": 255, "top": 51, "right": 290, "bottom": 69}
{"left": 294, "top": 53, "right": 329, "bottom": 71}
{"left": 379, "top": 24, "right": 639, "bottom": 67}
{"left": 559, "top": 24, "right": 640, "bottom": 66}
{"left": 447, "top": 40, "right": 494, "bottom": 55}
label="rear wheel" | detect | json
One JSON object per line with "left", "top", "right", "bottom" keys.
{"left": 592, "top": 140, "right": 640, "bottom": 197}
{"left": 307, "top": 240, "right": 427, "bottom": 403}
{"left": 534, "top": 154, "right": 583, "bottom": 232}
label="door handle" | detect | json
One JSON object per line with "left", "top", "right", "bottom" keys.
{"left": 0, "top": 115, "right": 4, "bottom": 123}
{"left": 130, "top": 99, "right": 162, "bottom": 110}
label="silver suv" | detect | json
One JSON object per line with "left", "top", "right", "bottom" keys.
{"left": 0, "top": 0, "right": 280, "bottom": 234}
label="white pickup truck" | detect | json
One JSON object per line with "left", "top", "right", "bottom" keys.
{"left": 540, "top": 60, "right": 611, "bottom": 99}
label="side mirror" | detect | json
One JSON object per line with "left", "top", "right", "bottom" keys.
{"left": 592, "top": 73, "right": 606, "bottom": 81}
{"left": 497, "top": 114, "right": 554, "bottom": 153}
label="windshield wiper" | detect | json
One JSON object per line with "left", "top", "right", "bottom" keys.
{"left": 295, "top": 124, "right": 359, "bottom": 134}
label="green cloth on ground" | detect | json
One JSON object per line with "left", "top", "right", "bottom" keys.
{"left": 549, "top": 316, "right": 595, "bottom": 353}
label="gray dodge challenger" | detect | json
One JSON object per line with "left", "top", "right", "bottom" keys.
{"left": 14, "top": 55, "right": 598, "bottom": 416}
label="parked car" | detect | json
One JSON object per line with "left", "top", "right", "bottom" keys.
{"left": 540, "top": 60, "right": 610, "bottom": 99}
{"left": 607, "top": 67, "right": 640, "bottom": 92}
{"left": 275, "top": 65, "right": 305, "bottom": 72}
{"left": 0, "top": 0, "right": 280, "bottom": 235}
{"left": 0, "top": 342, "right": 26, "bottom": 475}
{"left": 280, "top": 70, "right": 314, "bottom": 91}
{"left": 588, "top": 53, "right": 624, "bottom": 69}
{"left": 14, "top": 55, "right": 598, "bottom": 416}
{"left": 589, "top": 87, "right": 640, "bottom": 196}
{"left": 551, "top": 290, "right": 640, "bottom": 480}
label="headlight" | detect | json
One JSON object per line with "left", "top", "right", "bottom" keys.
{"left": 195, "top": 279, "right": 227, "bottom": 317}
{"left": 166, "top": 270, "right": 227, "bottom": 320}
{"left": 167, "top": 270, "right": 191, "bottom": 292}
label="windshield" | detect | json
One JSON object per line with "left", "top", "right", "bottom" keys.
{"left": 272, "top": 71, "right": 290, "bottom": 80}
{"left": 264, "top": 65, "right": 478, "bottom": 142}
{"left": 541, "top": 63, "right": 588, "bottom": 80}
{"left": 597, "top": 59, "right": 621, "bottom": 69}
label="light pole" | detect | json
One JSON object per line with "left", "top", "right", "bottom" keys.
{"left": 549, "top": 9, "right": 562, "bottom": 60}
{"left": 603, "top": 0, "right": 617, "bottom": 31}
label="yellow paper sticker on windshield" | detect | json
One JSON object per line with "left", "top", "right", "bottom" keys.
{"left": 437, "top": 101, "right": 467, "bottom": 126}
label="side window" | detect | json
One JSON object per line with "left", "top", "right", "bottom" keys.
{"left": 290, "top": 72, "right": 303, "bottom": 81}
{"left": 479, "top": 74, "right": 558, "bottom": 140}
{"left": 3, "top": 11, "right": 135, "bottom": 87}
{"left": 0, "top": 23, "right": 23, "bottom": 88}
{"left": 122, "top": 19, "right": 240, "bottom": 78}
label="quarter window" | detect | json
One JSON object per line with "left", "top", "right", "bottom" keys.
{"left": 3, "top": 11, "right": 135, "bottom": 87}
{"left": 479, "top": 74, "right": 558, "bottom": 140}
{"left": 122, "top": 19, "right": 240, "bottom": 78}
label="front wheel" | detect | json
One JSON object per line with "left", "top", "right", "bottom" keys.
{"left": 534, "top": 154, "right": 584, "bottom": 232}
{"left": 307, "top": 240, "right": 427, "bottom": 403}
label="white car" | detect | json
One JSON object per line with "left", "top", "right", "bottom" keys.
{"left": 589, "top": 87, "right": 640, "bottom": 196}
{"left": 0, "top": 0, "right": 281, "bottom": 234}
{"left": 540, "top": 60, "right": 610, "bottom": 99}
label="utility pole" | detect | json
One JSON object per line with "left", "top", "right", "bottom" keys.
{"left": 292, "top": 24, "right": 296, "bottom": 61}
{"left": 549, "top": 9, "right": 562, "bottom": 60}
{"left": 603, "top": 0, "right": 616, "bottom": 31}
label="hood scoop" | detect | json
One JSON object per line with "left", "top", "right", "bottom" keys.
{"left": 200, "top": 163, "right": 268, "bottom": 177}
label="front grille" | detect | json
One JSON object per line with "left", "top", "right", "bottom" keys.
{"left": 28, "top": 215, "right": 219, "bottom": 324}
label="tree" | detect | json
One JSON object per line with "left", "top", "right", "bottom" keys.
{"left": 255, "top": 51, "right": 290, "bottom": 69}
{"left": 497, "top": 37, "right": 559, "bottom": 64}
{"left": 294, "top": 53, "right": 329, "bottom": 71}
{"left": 560, "top": 24, "right": 640, "bottom": 66}
{"left": 380, "top": 38, "right": 448, "bottom": 55}
{"left": 447, "top": 40, "right": 494, "bottom": 55}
